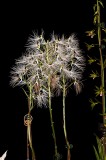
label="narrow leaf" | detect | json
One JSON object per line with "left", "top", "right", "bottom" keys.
{"left": 93, "top": 145, "right": 100, "bottom": 160}
{"left": 98, "top": 0, "right": 104, "bottom": 8}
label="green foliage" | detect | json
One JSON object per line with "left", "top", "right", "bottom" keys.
{"left": 85, "top": 0, "right": 106, "bottom": 160}
{"left": 89, "top": 98, "right": 100, "bottom": 109}
{"left": 88, "top": 56, "right": 97, "bottom": 64}
{"left": 93, "top": 135, "right": 106, "bottom": 160}
{"left": 94, "top": 86, "right": 103, "bottom": 97}
{"left": 85, "top": 0, "right": 106, "bottom": 113}
{"left": 89, "top": 70, "right": 99, "bottom": 79}
{"left": 85, "top": 43, "right": 95, "bottom": 50}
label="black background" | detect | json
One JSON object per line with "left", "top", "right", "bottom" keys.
{"left": 0, "top": 0, "right": 106, "bottom": 160}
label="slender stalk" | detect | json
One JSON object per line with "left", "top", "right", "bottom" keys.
{"left": 62, "top": 73, "right": 71, "bottom": 160}
{"left": 46, "top": 42, "right": 58, "bottom": 158}
{"left": 97, "top": 0, "right": 105, "bottom": 124}
{"left": 27, "top": 129, "right": 29, "bottom": 160}
{"left": 48, "top": 74, "right": 58, "bottom": 157}
{"left": 26, "top": 84, "right": 36, "bottom": 160}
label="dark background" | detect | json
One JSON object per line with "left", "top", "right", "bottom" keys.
{"left": 0, "top": 0, "right": 106, "bottom": 160}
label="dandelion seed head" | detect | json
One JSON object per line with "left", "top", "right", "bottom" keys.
{"left": 10, "top": 31, "right": 85, "bottom": 104}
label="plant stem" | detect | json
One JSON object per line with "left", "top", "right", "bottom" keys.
{"left": 48, "top": 75, "right": 58, "bottom": 157}
{"left": 97, "top": 0, "right": 105, "bottom": 124}
{"left": 46, "top": 42, "right": 58, "bottom": 158}
{"left": 62, "top": 74, "right": 71, "bottom": 160}
{"left": 26, "top": 83, "right": 36, "bottom": 160}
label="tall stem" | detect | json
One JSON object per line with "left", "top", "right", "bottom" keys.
{"left": 48, "top": 75, "right": 58, "bottom": 157}
{"left": 26, "top": 84, "right": 36, "bottom": 160}
{"left": 97, "top": 0, "right": 105, "bottom": 124}
{"left": 62, "top": 74, "right": 71, "bottom": 160}
{"left": 46, "top": 42, "right": 58, "bottom": 158}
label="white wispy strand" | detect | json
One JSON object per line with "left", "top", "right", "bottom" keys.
{"left": 10, "top": 31, "right": 85, "bottom": 106}
{"left": 35, "top": 89, "right": 48, "bottom": 107}
{"left": 10, "top": 64, "right": 27, "bottom": 87}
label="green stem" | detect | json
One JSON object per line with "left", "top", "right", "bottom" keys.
{"left": 27, "top": 123, "right": 36, "bottom": 160}
{"left": 97, "top": 0, "right": 105, "bottom": 124}
{"left": 48, "top": 75, "right": 58, "bottom": 157}
{"left": 27, "top": 83, "right": 36, "bottom": 160}
{"left": 46, "top": 42, "right": 58, "bottom": 158}
{"left": 62, "top": 74, "right": 71, "bottom": 159}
